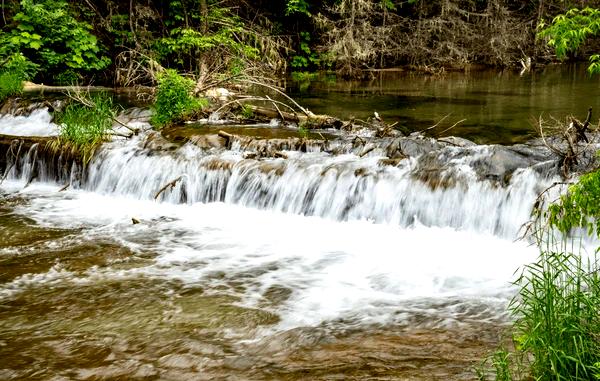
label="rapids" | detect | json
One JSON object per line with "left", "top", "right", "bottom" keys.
{"left": 0, "top": 106, "right": 563, "bottom": 380}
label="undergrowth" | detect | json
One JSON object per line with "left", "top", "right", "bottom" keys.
{"left": 52, "top": 94, "right": 116, "bottom": 163}
{"left": 151, "top": 69, "right": 208, "bottom": 127}
{"left": 0, "top": 53, "right": 38, "bottom": 102}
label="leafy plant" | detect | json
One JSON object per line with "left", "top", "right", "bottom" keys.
{"left": 0, "top": 0, "right": 110, "bottom": 81}
{"left": 547, "top": 170, "right": 600, "bottom": 238}
{"left": 0, "top": 53, "right": 37, "bottom": 102}
{"left": 151, "top": 69, "right": 207, "bottom": 127}
{"left": 291, "top": 31, "right": 320, "bottom": 70}
{"left": 481, "top": 169, "right": 600, "bottom": 381}
{"left": 538, "top": 7, "right": 600, "bottom": 75}
{"left": 286, "top": 0, "right": 311, "bottom": 16}
{"left": 53, "top": 94, "right": 116, "bottom": 163}
{"left": 511, "top": 249, "right": 600, "bottom": 380}
{"left": 0, "top": 72, "right": 24, "bottom": 102}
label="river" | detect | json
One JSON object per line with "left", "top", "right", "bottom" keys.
{"left": 0, "top": 66, "right": 596, "bottom": 380}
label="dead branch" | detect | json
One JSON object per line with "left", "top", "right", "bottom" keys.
{"left": 0, "top": 139, "right": 23, "bottom": 185}
{"left": 239, "top": 79, "right": 312, "bottom": 117}
{"left": 154, "top": 176, "right": 183, "bottom": 200}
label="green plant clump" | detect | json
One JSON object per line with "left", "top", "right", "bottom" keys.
{"left": 151, "top": 69, "right": 207, "bottom": 127}
{"left": 54, "top": 94, "right": 116, "bottom": 163}
{"left": 0, "top": 53, "right": 38, "bottom": 102}
{"left": 479, "top": 169, "right": 600, "bottom": 381}
{"left": 0, "top": 0, "right": 110, "bottom": 81}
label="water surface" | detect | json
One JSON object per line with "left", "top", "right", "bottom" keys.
{"left": 288, "top": 65, "right": 600, "bottom": 144}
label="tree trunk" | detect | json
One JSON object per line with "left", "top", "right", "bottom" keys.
{"left": 196, "top": 0, "right": 210, "bottom": 93}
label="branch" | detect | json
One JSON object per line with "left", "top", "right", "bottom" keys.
{"left": 154, "top": 176, "right": 183, "bottom": 200}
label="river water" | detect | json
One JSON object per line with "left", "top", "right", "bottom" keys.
{"left": 289, "top": 64, "right": 600, "bottom": 144}
{"left": 0, "top": 66, "right": 594, "bottom": 380}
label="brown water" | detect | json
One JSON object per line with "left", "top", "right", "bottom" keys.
{"left": 288, "top": 64, "right": 600, "bottom": 144}
{"left": 0, "top": 184, "right": 522, "bottom": 380}
{"left": 3, "top": 66, "right": 574, "bottom": 380}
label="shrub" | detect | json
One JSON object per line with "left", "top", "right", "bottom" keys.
{"left": 151, "top": 69, "right": 207, "bottom": 127}
{"left": 0, "top": 0, "right": 110, "bottom": 81}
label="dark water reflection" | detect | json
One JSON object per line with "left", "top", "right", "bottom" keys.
{"left": 287, "top": 64, "right": 600, "bottom": 144}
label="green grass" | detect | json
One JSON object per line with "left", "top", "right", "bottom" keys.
{"left": 480, "top": 167, "right": 600, "bottom": 381}
{"left": 53, "top": 94, "right": 115, "bottom": 163}
{"left": 512, "top": 248, "right": 600, "bottom": 380}
{"left": 0, "top": 71, "right": 24, "bottom": 102}
{"left": 480, "top": 246, "right": 600, "bottom": 381}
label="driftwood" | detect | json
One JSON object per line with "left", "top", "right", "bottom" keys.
{"left": 22, "top": 82, "right": 113, "bottom": 93}
{"left": 154, "top": 176, "right": 183, "bottom": 200}
{"left": 572, "top": 107, "right": 592, "bottom": 143}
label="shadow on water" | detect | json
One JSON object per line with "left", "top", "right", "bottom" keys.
{"left": 287, "top": 64, "right": 600, "bottom": 144}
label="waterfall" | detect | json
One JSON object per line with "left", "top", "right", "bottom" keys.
{"left": 0, "top": 108, "right": 554, "bottom": 239}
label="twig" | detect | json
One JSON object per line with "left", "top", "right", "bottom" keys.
{"left": 154, "top": 176, "right": 183, "bottom": 200}
{"left": 212, "top": 96, "right": 298, "bottom": 117}
{"left": 434, "top": 119, "right": 467, "bottom": 136}
{"left": 239, "top": 79, "right": 312, "bottom": 117}
{"left": 420, "top": 113, "right": 451, "bottom": 133}
{"left": 265, "top": 95, "right": 285, "bottom": 121}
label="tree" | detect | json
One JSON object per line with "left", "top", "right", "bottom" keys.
{"left": 538, "top": 7, "right": 600, "bottom": 75}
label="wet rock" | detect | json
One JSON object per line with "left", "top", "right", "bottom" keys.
{"left": 133, "top": 364, "right": 158, "bottom": 378}
{"left": 158, "top": 353, "right": 201, "bottom": 369}
{"left": 438, "top": 136, "right": 477, "bottom": 147}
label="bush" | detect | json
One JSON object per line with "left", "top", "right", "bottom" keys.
{"left": 53, "top": 94, "right": 116, "bottom": 163}
{"left": 151, "top": 69, "right": 207, "bottom": 127}
{"left": 0, "top": 0, "right": 110, "bottom": 82}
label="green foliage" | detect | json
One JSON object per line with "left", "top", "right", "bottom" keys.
{"left": 510, "top": 250, "right": 600, "bottom": 380}
{"left": 155, "top": 6, "right": 259, "bottom": 73}
{"left": 286, "top": 0, "right": 311, "bottom": 16}
{"left": 547, "top": 170, "right": 600, "bottom": 238}
{"left": 2, "top": 52, "right": 39, "bottom": 80}
{"left": 240, "top": 104, "right": 254, "bottom": 119}
{"left": 588, "top": 54, "right": 600, "bottom": 75}
{"left": 151, "top": 69, "right": 208, "bottom": 127}
{"left": 0, "top": 53, "right": 37, "bottom": 102}
{"left": 54, "top": 94, "right": 116, "bottom": 163}
{"left": 298, "top": 123, "right": 309, "bottom": 138}
{"left": 538, "top": 7, "right": 600, "bottom": 75}
{"left": 482, "top": 169, "right": 600, "bottom": 381}
{"left": 55, "top": 69, "right": 81, "bottom": 86}
{"left": 291, "top": 31, "right": 320, "bottom": 70}
{"left": 0, "top": 72, "right": 24, "bottom": 102}
{"left": 0, "top": 0, "right": 110, "bottom": 80}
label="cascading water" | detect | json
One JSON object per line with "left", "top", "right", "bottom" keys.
{"left": 0, "top": 106, "right": 557, "bottom": 379}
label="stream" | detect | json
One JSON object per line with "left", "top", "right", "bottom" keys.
{"left": 0, "top": 67, "right": 597, "bottom": 380}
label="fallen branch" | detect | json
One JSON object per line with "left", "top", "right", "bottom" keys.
{"left": 0, "top": 139, "right": 23, "bottom": 185}
{"left": 154, "top": 176, "right": 183, "bottom": 200}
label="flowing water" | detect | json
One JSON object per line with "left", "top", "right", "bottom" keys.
{"left": 0, "top": 68, "right": 589, "bottom": 380}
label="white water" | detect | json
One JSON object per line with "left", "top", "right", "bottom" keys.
{"left": 0, "top": 110, "right": 551, "bottom": 332}
{"left": 0, "top": 108, "right": 59, "bottom": 136}
{"left": 80, "top": 134, "right": 545, "bottom": 238}
{"left": 2, "top": 181, "right": 537, "bottom": 330}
